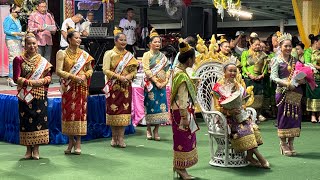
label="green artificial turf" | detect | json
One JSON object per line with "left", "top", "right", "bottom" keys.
{"left": 0, "top": 120, "right": 320, "bottom": 180}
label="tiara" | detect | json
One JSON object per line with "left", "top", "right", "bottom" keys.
{"left": 149, "top": 28, "right": 159, "bottom": 38}
{"left": 113, "top": 27, "right": 122, "bottom": 35}
{"left": 278, "top": 32, "right": 292, "bottom": 43}
{"left": 222, "top": 55, "right": 238, "bottom": 69}
{"left": 178, "top": 38, "right": 192, "bottom": 54}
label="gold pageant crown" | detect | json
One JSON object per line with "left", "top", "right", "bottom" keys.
{"left": 149, "top": 28, "right": 159, "bottom": 38}
{"left": 113, "top": 27, "right": 122, "bottom": 35}
{"left": 178, "top": 38, "right": 192, "bottom": 54}
{"left": 278, "top": 32, "right": 292, "bottom": 43}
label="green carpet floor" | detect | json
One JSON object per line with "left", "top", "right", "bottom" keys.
{"left": 0, "top": 120, "right": 320, "bottom": 180}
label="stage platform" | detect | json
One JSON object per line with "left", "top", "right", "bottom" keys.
{"left": 0, "top": 83, "right": 135, "bottom": 145}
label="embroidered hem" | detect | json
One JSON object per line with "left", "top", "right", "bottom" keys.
{"left": 62, "top": 121, "right": 87, "bottom": 136}
{"left": 253, "top": 124, "right": 263, "bottom": 145}
{"left": 20, "top": 129, "right": 49, "bottom": 145}
{"left": 278, "top": 128, "right": 300, "bottom": 138}
{"left": 231, "top": 134, "right": 258, "bottom": 152}
{"left": 306, "top": 98, "right": 320, "bottom": 112}
{"left": 146, "top": 112, "right": 169, "bottom": 125}
{"left": 173, "top": 148, "right": 198, "bottom": 169}
{"left": 107, "top": 114, "right": 131, "bottom": 126}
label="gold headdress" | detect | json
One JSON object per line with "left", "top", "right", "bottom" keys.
{"left": 149, "top": 28, "right": 159, "bottom": 38}
{"left": 67, "top": 26, "right": 76, "bottom": 34}
{"left": 219, "top": 36, "right": 227, "bottom": 44}
{"left": 278, "top": 32, "right": 292, "bottom": 43}
{"left": 113, "top": 27, "right": 122, "bottom": 35}
{"left": 178, "top": 38, "right": 192, "bottom": 54}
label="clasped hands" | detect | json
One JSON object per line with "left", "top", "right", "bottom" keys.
{"left": 155, "top": 81, "right": 168, "bottom": 89}
{"left": 226, "top": 108, "right": 241, "bottom": 116}
{"left": 248, "top": 74, "right": 264, "bottom": 81}
{"left": 72, "top": 74, "right": 87, "bottom": 85}
{"left": 179, "top": 118, "right": 190, "bottom": 131}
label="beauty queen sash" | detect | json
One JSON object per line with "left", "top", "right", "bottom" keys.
{"left": 144, "top": 53, "right": 168, "bottom": 92}
{"left": 60, "top": 51, "right": 89, "bottom": 93}
{"left": 102, "top": 52, "right": 134, "bottom": 97}
{"left": 17, "top": 57, "right": 48, "bottom": 104}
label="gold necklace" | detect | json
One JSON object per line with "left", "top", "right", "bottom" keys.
{"left": 66, "top": 48, "right": 80, "bottom": 60}
{"left": 281, "top": 55, "right": 292, "bottom": 71}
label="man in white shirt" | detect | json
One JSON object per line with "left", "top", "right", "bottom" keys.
{"left": 232, "top": 31, "right": 248, "bottom": 57}
{"left": 119, "top": 8, "right": 137, "bottom": 53}
{"left": 60, "top": 13, "right": 88, "bottom": 49}
{"left": 81, "top": 11, "right": 95, "bottom": 36}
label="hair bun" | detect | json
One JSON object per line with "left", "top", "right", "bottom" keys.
{"left": 67, "top": 26, "right": 76, "bottom": 34}
{"left": 178, "top": 38, "right": 192, "bottom": 54}
{"left": 113, "top": 26, "right": 122, "bottom": 36}
{"left": 309, "top": 34, "right": 315, "bottom": 40}
{"left": 25, "top": 32, "right": 35, "bottom": 38}
{"left": 149, "top": 28, "right": 159, "bottom": 39}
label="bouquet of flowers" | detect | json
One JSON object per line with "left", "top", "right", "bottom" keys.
{"left": 292, "top": 61, "right": 317, "bottom": 90}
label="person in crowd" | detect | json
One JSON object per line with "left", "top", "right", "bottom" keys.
{"left": 212, "top": 62, "right": 270, "bottom": 168}
{"left": 216, "top": 37, "right": 244, "bottom": 85}
{"left": 60, "top": 13, "right": 88, "bottom": 49}
{"left": 119, "top": 8, "right": 137, "bottom": 53}
{"left": 102, "top": 27, "right": 138, "bottom": 148}
{"left": 270, "top": 33, "right": 305, "bottom": 156}
{"left": 241, "top": 36, "right": 268, "bottom": 122}
{"left": 3, "top": 4, "right": 24, "bottom": 86}
{"left": 232, "top": 31, "right": 248, "bottom": 58}
{"left": 269, "top": 32, "right": 280, "bottom": 58}
{"left": 172, "top": 36, "right": 198, "bottom": 69}
{"left": 56, "top": 27, "right": 94, "bottom": 155}
{"left": 81, "top": 11, "right": 95, "bottom": 36}
{"left": 28, "top": 0, "right": 57, "bottom": 63}
{"left": 13, "top": 33, "right": 52, "bottom": 160}
{"left": 142, "top": 28, "right": 171, "bottom": 141}
{"left": 304, "top": 34, "right": 320, "bottom": 123}
{"left": 171, "top": 39, "right": 199, "bottom": 179}
{"left": 295, "top": 41, "right": 305, "bottom": 63}
{"left": 260, "top": 41, "right": 267, "bottom": 53}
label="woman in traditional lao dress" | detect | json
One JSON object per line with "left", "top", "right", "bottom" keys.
{"left": 13, "top": 33, "right": 52, "bottom": 160}
{"left": 171, "top": 39, "right": 198, "bottom": 179}
{"left": 143, "top": 29, "right": 171, "bottom": 140}
{"left": 304, "top": 34, "right": 320, "bottom": 123}
{"left": 56, "top": 27, "right": 94, "bottom": 155}
{"left": 241, "top": 37, "right": 268, "bottom": 122}
{"left": 102, "top": 27, "right": 138, "bottom": 148}
{"left": 216, "top": 38, "right": 245, "bottom": 87}
{"left": 270, "top": 33, "right": 305, "bottom": 156}
{"left": 212, "top": 63, "right": 269, "bottom": 168}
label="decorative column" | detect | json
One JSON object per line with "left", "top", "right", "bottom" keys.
{"left": 104, "top": 0, "right": 114, "bottom": 23}
{"left": 302, "top": 0, "right": 312, "bottom": 37}
{"left": 64, "top": 0, "right": 74, "bottom": 19}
